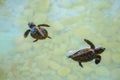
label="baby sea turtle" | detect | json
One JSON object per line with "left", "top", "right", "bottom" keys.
{"left": 24, "top": 22, "right": 51, "bottom": 42}
{"left": 67, "top": 39, "right": 105, "bottom": 68}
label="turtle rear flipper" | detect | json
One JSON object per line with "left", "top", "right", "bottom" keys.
{"left": 79, "top": 62, "right": 83, "bottom": 68}
{"left": 24, "top": 29, "right": 30, "bottom": 38}
{"left": 95, "top": 55, "right": 101, "bottom": 64}
{"left": 84, "top": 39, "right": 95, "bottom": 49}
{"left": 33, "top": 39, "right": 38, "bottom": 42}
{"left": 38, "top": 24, "right": 50, "bottom": 27}
{"left": 47, "top": 36, "right": 52, "bottom": 39}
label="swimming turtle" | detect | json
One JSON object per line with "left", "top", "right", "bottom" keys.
{"left": 24, "top": 22, "right": 51, "bottom": 42}
{"left": 67, "top": 39, "right": 105, "bottom": 68}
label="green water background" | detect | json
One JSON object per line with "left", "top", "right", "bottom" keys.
{"left": 0, "top": 0, "right": 120, "bottom": 80}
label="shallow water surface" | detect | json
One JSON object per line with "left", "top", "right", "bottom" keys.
{"left": 0, "top": 0, "right": 120, "bottom": 80}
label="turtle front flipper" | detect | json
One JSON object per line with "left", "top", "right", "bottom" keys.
{"left": 94, "top": 55, "right": 101, "bottom": 64}
{"left": 33, "top": 39, "right": 38, "bottom": 42}
{"left": 24, "top": 29, "right": 30, "bottom": 38}
{"left": 78, "top": 62, "right": 83, "bottom": 68}
{"left": 84, "top": 39, "right": 95, "bottom": 49}
{"left": 38, "top": 24, "right": 50, "bottom": 27}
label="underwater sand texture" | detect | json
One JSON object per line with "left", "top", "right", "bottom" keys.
{"left": 0, "top": 0, "right": 120, "bottom": 80}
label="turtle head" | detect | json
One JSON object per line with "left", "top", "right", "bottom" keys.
{"left": 95, "top": 47, "right": 105, "bottom": 54}
{"left": 28, "top": 22, "right": 36, "bottom": 28}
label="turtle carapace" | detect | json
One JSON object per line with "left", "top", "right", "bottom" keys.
{"left": 24, "top": 22, "right": 51, "bottom": 42}
{"left": 67, "top": 39, "right": 105, "bottom": 68}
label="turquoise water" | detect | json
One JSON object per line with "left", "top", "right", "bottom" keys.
{"left": 0, "top": 0, "right": 120, "bottom": 80}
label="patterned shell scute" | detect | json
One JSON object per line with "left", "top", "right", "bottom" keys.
{"left": 30, "top": 27, "right": 48, "bottom": 39}
{"left": 71, "top": 48, "right": 95, "bottom": 62}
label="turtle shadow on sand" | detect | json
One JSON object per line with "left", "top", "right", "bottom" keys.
{"left": 24, "top": 22, "right": 51, "bottom": 42}
{"left": 67, "top": 39, "right": 105, "bottom": 68}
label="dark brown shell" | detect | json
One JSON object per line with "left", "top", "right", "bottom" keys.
{"left": 31, "top": 28, "right": 48, "bottom": 39}
{"left": 70, "top": 48, "right": 95, "bottom": 62}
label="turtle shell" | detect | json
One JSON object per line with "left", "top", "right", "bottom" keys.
{"left": 30, "top": 27, "right": 48, "bottom": 39}
{"left": 69, "top": 48, "right": 95, "bottom": 62}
